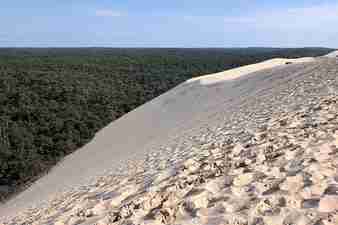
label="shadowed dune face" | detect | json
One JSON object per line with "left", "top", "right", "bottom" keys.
{"left": 1, "top": 54, "right": 337, "bottom": 218}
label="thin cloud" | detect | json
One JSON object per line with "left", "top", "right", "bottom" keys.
{"left": 222, "top": 3, "right": 338, "bottom": 30}
{"left": 95, "top": 9, "right": 123, "bottom": 17}
{"left": 184, "top": 3, "right": 338, "bottom": 28}
{"left": 223, "top": 17, "right": 256, "bottom": 24}
{"left": 220, "top": 3, "right": 338, "bottom": 47}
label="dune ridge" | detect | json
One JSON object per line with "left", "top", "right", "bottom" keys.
{"left": 187, "top": 57, "right": 315, "bottom": 85}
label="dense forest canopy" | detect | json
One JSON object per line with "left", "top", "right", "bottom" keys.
{"left": 0, "top": 47, "right": 334, "bottom": 201}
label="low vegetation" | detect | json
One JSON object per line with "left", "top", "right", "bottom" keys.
{"left": 0, "top": 47, "right": 333, "bottom": 200}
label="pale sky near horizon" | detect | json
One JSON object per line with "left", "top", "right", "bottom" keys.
{"left": 1, "top": 0, "right": 338, "bottom": 48}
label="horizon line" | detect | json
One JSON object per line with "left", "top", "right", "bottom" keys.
{"left": 0, "top": 46, "right": 335, "bottom": 49}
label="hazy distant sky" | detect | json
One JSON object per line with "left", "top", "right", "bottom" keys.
{"left": 1, "top": 0, "right": 338, "bottom": 47}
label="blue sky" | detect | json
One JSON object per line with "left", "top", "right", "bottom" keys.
{"left": 1, "top": 0, "right": 338, "bottom": 47}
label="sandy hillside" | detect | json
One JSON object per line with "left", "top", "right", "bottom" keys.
{"left": 1, "top": 52, "right": 338, "bottom": 224}
{"left": 187, "top": 57, "right": 314, "bottom": 85}
{"left": 325, "top": 50, "right": 338, "bottom": 58}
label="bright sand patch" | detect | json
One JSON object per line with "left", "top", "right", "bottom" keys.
{"left": 325, "top": 50, "right": 338, "bottom": 58}
{"left": 187, "top": 57, "right": 315, "bottom": 85}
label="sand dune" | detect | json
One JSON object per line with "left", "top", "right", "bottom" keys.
{"left": 324, "top": 50, "right": 338, "bottom": 58}
{"left": 1, "top": 52, "right": 337, "bottom": 219}
{"left": 188, "top": 57, "right": 314, "bottom": 85}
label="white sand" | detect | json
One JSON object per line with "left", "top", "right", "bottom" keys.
{"left": 187, "top": 57, "right": 314, "bottom": 85}
{"left": 324, "top": 50, "right": 338, "bottom": 58}
{"left": 0, "top": 52, "right": 332, "bottom": 219}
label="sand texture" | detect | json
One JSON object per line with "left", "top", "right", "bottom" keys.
{"left": 1, "top": 52, "right": 338, "bottom": 224}
{"left": 187, "top": 57, "right": 314, "bottom": 85}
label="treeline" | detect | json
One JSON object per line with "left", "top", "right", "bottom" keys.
{"left": 0, "top": 47, "right": 333, "bottom": 201}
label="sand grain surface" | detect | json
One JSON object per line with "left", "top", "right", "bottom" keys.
{"left": 187, "top": 57, "right": 314, "bottom": 85}
{"left": 1, "top": 52, "right": 338, "bottom": 224}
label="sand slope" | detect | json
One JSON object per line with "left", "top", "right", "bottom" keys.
{"left": 0, "top": 52, "right": 336, "bottom": 218}
{"left": 325, "top": 50, "right": 338, "bottom": 58}
{"left": 187, "top": 57, "right": 314, "bottom": 85}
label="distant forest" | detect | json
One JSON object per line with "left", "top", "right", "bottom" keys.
{"left": 0, "top": 47, "right": 333, "bottom": 200}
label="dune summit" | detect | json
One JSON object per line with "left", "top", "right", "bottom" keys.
{"left": 1, "top": 52, "right": 338, "bottom": 224}
{"left": 325, "top": 50, "right": 338, "bottom": 58}
{"left": 187, "top": 57, "right": 315, "bottom": 85}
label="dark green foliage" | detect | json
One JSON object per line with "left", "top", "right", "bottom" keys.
{"left": 0, "top": 47, "right": 333, "bottom": 201}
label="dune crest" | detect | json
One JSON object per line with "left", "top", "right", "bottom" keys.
{"left": 187, "top": 57, "right": 314, "bottom": 85}
{"left": 324, "top": 50, "right": 338, "bottom": 58}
